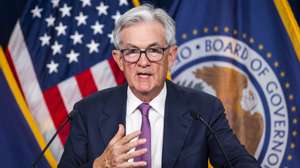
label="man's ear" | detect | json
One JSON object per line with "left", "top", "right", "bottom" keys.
{"left": 112, "top": 50, "right": 124, "bottom": 71}
{"left": 167, "top": 45, "right": 177, "bottom": 69}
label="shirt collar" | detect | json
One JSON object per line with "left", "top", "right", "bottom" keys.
{"left": 126, "top": 82, "right": 167, "bottom": 117}
{"left": 149, "top": 83, "right": 166, "bottom": 117}
{"left": 127, "top": 86, "right": 143, "bottom": 116}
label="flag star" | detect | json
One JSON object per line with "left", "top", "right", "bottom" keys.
{"left": 31, "top": 5, "right": 43, "bottom": 18}
{"left": 55, "top": 22, "right": 67, "bottom": 36}
{"left": 112, "top": 11, "right": 121, "bottom": 24}
{"left": 75, "top": 12, "right": 88, "bottom": 26}
{"left": 66, "top": 50, "right": 79, "bottom": 63}
{"left": 96, "top": 2, "right": 109, "bottom": 16}
{"left": 108, "top": 33, "right": 113, "bottom": 44}
{"left": 86, "top": 40, "right": 100, "bottom": 54}
{"left": 70, "top": 31, "right": 83, "bottom": 45}
{"left": 51, "top": 41, "right": 63, "bottom": 55}
{"left": 119, "top": 0, "right": 128, "bottom": 6}
{"left": 51, "top": 0, "right": 60, "bottom": 8}
{"left": 45, "top": 15, "right": 55, "bottom": 27}
{"left": 59, "top": 3, "right": 72, "bottom": 17}
{"left": 91, "top": 21, "right": 104, "bottom": 35}
{"left": 80, "top": 0, "right": 91, "bottom": 7}
{"left": 39, "top": 33, "right": 51, "bottom": 46}
{"left": 46, "top": 60, "right": 59, "bottom": 74}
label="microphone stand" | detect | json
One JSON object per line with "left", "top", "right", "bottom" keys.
{"left": 32, "top": 113, "right": 72, "bottom": 168}
{"left": 191, "top": 111, "right": 233, "bottom": 168}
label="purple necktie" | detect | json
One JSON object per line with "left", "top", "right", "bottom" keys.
{"left": 134, "top": 103, "right": 151, "bottom": 168}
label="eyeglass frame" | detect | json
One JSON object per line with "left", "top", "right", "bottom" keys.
{"left": 117, "top": 45, "right": 171, "bottom": 63}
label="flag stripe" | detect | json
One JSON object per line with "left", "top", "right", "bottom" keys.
{"left": 43, "top": 86, "right": 70, "bottom": 145}
{"left": 91, "top": 60, "right": 117, "bottom": 90}
{"left": 58, "top": 77, "right": 82, "bottom": 113}
{"left": 108, "top": 57, "right": 125, "bottom": 85}
{"left": 75, "top": 69, "right": 97, "bottom": 97}
{"left": 4, "top": 47, "right": 24, "bottom": 97}
{"left": 8, "top": 22, "right": 63, "bottom": 160}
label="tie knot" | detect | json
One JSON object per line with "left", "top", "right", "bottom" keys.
{"left": 138, "top": 103, "right": 150, "bottom": 116}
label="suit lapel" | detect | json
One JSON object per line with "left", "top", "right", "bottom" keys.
{"left": 97, "top": 81, "right": 193, "bottom": 167}
{"left": 162, "top": 81, "right": 194, "bottom": 168}
{"left": 98, "top": 84, "right": 127, "bottom": 147}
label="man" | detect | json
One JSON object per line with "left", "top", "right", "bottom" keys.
{"left": 59, "top": 4, "right": 260, "bottom": 168}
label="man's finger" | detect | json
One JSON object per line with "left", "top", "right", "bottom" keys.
{"left": 120, "top": 148, "right": 148, "bottom": 161}
{"left": 120, "top": 130, "right": 141, "bottom": 145}
{"left": 109, "top": 124, "right": 125, "bottom": 145}
{"left": 117, "top": 160, "right": 147, "bottom": 168}
{"left": 120, "top": 138, "right": 146, "bottom": 153}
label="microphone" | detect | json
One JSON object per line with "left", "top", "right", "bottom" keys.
{"left": 32, "top": 111, "right": 75, "bottom": 168}
{"left": 191, "top": 111, "right": 233, "bottom": 168}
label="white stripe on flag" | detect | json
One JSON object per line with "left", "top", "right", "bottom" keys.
{"left": 91, "top": 60, "right": 117, "bottom": 90}
{"left": 8, "top": 21, "right": 64, "bottom": 160}
{"left": 58, "top": 77, "right": 82, "bottom": 113}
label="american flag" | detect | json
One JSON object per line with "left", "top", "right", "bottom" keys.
{"left": 6, "top": 0, "right": 133, "bottom": 161}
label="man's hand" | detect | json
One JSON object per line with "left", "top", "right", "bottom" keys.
{"left": 93, "top": 124, "right": 147, "bottom": 168}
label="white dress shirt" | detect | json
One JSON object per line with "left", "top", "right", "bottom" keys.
{"left": 126, "top": 83, "right": 166, "bottom": 168}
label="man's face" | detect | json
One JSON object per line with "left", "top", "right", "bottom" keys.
{"left": 113, "top": 21, "right": 177, "bottom": 101}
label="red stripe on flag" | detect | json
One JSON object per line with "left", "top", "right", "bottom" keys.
{"left": 108, "top": 57, "right": 125, "bottom": 85}
{"left": 5, "top": 48, "right": 26, "bottom": 99}
{"left": 75, "top": 69, "right": 97, "bottom": 97}
{"left": 43, "top": 86, "right": 70, "bottom": 145}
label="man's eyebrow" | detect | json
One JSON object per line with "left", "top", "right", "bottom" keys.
{"left": 126, "top": 44, "right": 139, "bottom": 48}
{"left": 147, "top": 43, "right": 161, "bottom": 48}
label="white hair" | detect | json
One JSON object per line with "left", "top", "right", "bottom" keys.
{"left": 112, "top": 4, "right": 176, "bottom": 49}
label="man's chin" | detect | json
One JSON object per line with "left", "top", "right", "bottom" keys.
{"left": 136, "top": 87, "right": 152, "bottom": 95}
{"left": 134, "top": 85, "right": 154, "bottom": 95}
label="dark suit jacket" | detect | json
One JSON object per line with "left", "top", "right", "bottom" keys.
{"left": 59, "top": 80, "right": 259, "bottom": 168}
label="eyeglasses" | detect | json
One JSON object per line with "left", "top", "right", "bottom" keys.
{"left": 119, "top": 46, "right": 170, "bottom": 63}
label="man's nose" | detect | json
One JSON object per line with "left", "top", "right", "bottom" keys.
{"left": 137, "top": 52, "right": 150, "bottom": 66}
